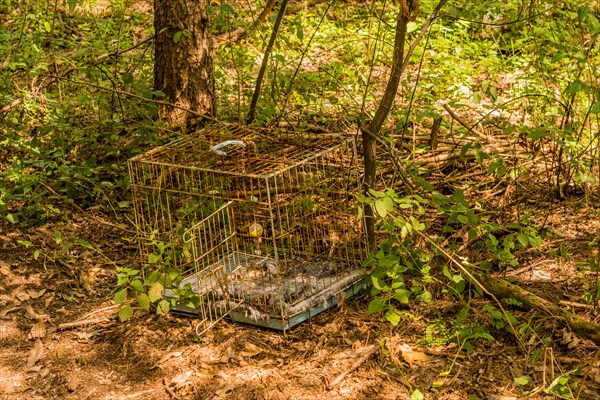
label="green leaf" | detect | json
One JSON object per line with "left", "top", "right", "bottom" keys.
{"left": 514, "top": 375, "right": 529, "bottom": 385}
{"left": 148, "top": 253, "right": 161, "bottom": 264}
{"left": 6, "top": 213, "right": 18, "bottom": 224}
{"left": 372, "top": 276, "right": 390, "bottom": 292}
{"left": 368, "top": 297, "right": 386, "bottom": 314}
{"left": 144, "top": 270, "right": 160, "bottom": 285}
{"left": 173, "top": 31, "right": 182, "bottom": 43}
{"left": 591, "top": 101, "right": 600, "bottom": 114}
{"left": 131, "top": 279, "right": 144, "bottom": 292}
{"left": 374, "top": 199, "right": 387, "bottom": 217}
{"left": 156, "top": 299, "right": 170, "bottom": 315}
{"left": 148, "top": 282, "right": 164, "bottom": 303}
{"left": 411, "top": 389, "right": 425, "bottom": 400}
{"left": 118, "top": 305, "right": 133, "bottom": 322}
{"left": 152, "top": 90, "right": 166, "bottom": 98}
{"left": 566, "top": 79, "right": 583, "bottom": 96}
{"left": 368, "top": 189, "right": 385, "bottom": 198}
{"left": 528, "top": 235, "right": 542, "bottom": 248}
{"left": 417, "top": 290, "right": 432, "bottom": 303}
{"left": 413, "top": 176, "right": 434, "bottom": 192}
{"left": 394, "top": 288, "right": 411, "bottom": 304}
{"left": 117, "top": 273, "right": 129, "bottom": 286}
{"left": 137, "top": 293, "right": 150, "bottom": 311}
{"left": 385, "top": 309, "right": 401, "bottom": 326}
{"left": 44, "top": 21, "right": 51, "bottom": 32}
{"left": 67, "top": 0, "right": 77, "bottom": 12}
{"left": 383, "top": 196, "right": 395, "bottom": 212}
{"left": 517, "top": 233, "right": 529, "bottom": 247}
{"left": 114, "top": 288, "right": 128, "bottom": 305}
{"left": 75, "top": 237, "right": 94, "bottom": 249}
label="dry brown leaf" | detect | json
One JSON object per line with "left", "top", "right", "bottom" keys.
{"left": 398, "top": 343, "right": 430, "bottom": 368}
{"left": 28, "top": 322, "right": 46, "bottom": 339}
{"left": 26, "top": 339, "right": 44, "bottom": 369}
{"left": 44, "top": 294, "right": 54, "bottom": 308}
{"left": 218, "top": 345, "right": 237, "bottom": 364}
{"left": 0, "top": 263, "right": 10, "bottom": 276}
{"left": 153, "top": 351, "right": 182, "bottom": 369}
{"left": 28, "top": 289, "right": 46, "bottom": 299}
{"left": 16, "top": 291, "right": 31, "bottom": 302}
{"left": 0, "top": 306, "right": 20, "bottom": 317}
{"left": 169, "top": 370, "right": 192, "bottom": 390}
{"left": 240, "top": 342, "right": 262, "bottom": 358}
{"left": 24, "top": 305, "right": 50, "bottom": 321}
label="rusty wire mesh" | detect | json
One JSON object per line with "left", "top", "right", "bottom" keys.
{"left": 128, "top": 124, "right": 367, "bottom": 331}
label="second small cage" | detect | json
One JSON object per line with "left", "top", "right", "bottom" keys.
{"left": 128, "top": 124, "right": 367, "bottom": 331}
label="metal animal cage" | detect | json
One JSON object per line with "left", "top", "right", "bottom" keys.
{"left": 128, "top": 124, "right": 367, "bottom": 331}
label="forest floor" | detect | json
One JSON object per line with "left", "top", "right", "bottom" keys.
{"left": 1, "top": 187, "right": 600, "bottom": 400}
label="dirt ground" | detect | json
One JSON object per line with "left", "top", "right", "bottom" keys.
{"left": 1, "top": 195, "right": 600, "bottom": 400}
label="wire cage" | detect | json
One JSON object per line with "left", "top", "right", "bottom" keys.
{"left": 128, "top": 124, "right": 367, "bottom": 331}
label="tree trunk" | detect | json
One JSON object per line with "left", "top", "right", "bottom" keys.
{"left": 154, "top": 0, "right": 215, "bottom": 127}
{"left": 362, "top": 4, "right": 412, "bottom": 250}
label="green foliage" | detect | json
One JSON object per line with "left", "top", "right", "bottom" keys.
{"left": 0, "top": 0, "right": 157, "bottom": 224}
{"left": 358, "top": 190, "right": 432, "bottom": 324}
{"left": 546, "top": 369, "right": 582, "bottom": 399}
{"left": 114, "top": 235, "right": 199, "bottom": 321}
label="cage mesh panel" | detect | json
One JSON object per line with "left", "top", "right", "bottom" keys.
{"left": 129, "top": 124, "right": 366, "bottom": 328}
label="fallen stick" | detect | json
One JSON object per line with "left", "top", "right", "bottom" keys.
{"left": 328, "top": 344, "right": 378, "bottom": 389}
{"left": 57, "top": 317, "right": 110, "bottom": 330}
{"left": 471, "top": 270, "right": 600, "bottom": 345}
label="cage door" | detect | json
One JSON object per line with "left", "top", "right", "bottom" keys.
{"left": 183, "top": 201, "right": 242, "bottom": 334}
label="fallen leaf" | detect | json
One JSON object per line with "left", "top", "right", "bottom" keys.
{"left": 240, "top": 342, "right": 262, "bottom": 358}
{"left": 28, "top": 289, "right": 46, "bottom": 299}
{"left": 75, "top": 331, "right": 99, "bottom": 341}
{"left": 169, "top": 370, "right": 192, "bottom": 390}
{"left": 44, "top": 294, "right": 55, "bottom": 308}
{"left": 24, "top": 305, "right": 50, "bottom": 321}
{"left": 0, "top": 306, "right": 20, "bottom": 317}
{"left": 26, "top": 339, "right": 44, "bottom": 369}
{"left": 0, "top": 263, "right": 10, "bottom": 276}
{"left": 16, "top": 291, "right": 31, "bottom": 302}
{"left": 65, "top": 375, "right": 79, "bottom": 392}
{"left": 152, "top": 351, "right": 183, "bottom": 369}
{"left": 398, "top": 343, "right": 429, "bottom": 368}
{"left": 218, "top": 346, "right": 237, "bottom": 364}
{"left": 28, "top": 322, "right": 46, "bottom": 339}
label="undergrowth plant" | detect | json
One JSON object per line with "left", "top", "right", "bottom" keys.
{"left": 113, "top": 235, "right": 199, "bottom": 321}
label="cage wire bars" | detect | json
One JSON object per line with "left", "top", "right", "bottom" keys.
{"left": 128, "top": 124, "right": 367, "bottom": 332}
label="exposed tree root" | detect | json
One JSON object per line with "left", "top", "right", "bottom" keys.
{"left": 471, "top": 270, "right": 600, "bottom": 346}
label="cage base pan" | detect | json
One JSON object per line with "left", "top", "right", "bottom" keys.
{"left": 167, "top": 273, "right": 365, "bottom": 331}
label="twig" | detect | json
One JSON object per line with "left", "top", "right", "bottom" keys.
{"left": 328, "top": 344, "right": 378, "bottom": 388}
{"left": 57, "top": 317, "right": 110, "bottom": 330}
{"left": 443, "top": 103, "right": 488, "bottom": 141}
{"left": 558, "top": 300, "right": 595, "bottom": 310}
{"left": 0, "top": 98, "right": 21, "bottom": 113}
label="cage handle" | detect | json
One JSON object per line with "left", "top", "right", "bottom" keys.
{"left": 210, "top": 140, "right": 246, "bottom": 155}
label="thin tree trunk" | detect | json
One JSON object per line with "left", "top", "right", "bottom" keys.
{"left": 247, "top": 0, "right": 289, "bottom": 124}
{"left": 154, "top": 0, "right": 215, "bottom": 127}
{"left": 362, "top": 3, "right": 412, "bottom": 249}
